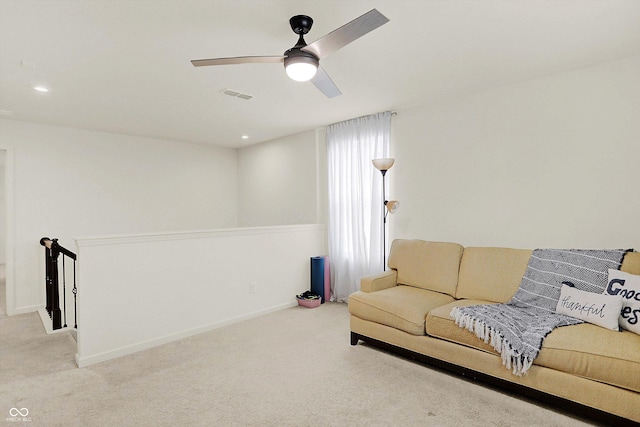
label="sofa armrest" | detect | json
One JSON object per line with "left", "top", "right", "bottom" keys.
{"left": 360, "top": 270, "right": 398, "bottom": 292}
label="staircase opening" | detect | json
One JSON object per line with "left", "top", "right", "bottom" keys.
{"left": 38, "top": 237, "right": 77, "bottom": 336}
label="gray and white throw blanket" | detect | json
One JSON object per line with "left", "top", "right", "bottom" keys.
{"left": 450, "top": 248, "right": 630, "bottom": 376}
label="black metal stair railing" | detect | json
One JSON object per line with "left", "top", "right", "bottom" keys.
{"left": 40, "top": 237, "right": 77, "bottom": 330}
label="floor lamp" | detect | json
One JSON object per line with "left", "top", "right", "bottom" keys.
{"left": 372, "top": 158, "right": 399, "bottom": 271}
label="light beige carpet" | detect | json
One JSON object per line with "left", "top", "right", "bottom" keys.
{"left": 0, "top": 302, "right": 597, "bottom": 426}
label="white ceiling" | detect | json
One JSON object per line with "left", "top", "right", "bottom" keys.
{"left": 1, "top": 0, "right": 640, "bottom": 148}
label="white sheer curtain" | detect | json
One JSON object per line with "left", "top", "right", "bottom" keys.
{"left": 326, "top": 111, "right": 391, "bottom": 302}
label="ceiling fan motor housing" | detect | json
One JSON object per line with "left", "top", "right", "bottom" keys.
{"left": 283, "top": 48, "right": 319, "bottom": 68}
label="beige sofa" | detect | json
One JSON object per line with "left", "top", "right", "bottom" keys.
{"left": 349, "top": 239, "right": 640, "bottom": 424}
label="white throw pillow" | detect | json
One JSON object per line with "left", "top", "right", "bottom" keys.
{"left": 555, "top": 284, "right": 622, "bottom": 330}
{"left": 604, "top": 269, "right": 640, "bottom": 335}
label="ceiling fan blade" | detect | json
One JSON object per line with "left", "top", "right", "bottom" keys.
{"left": 311, "top": 66, "right": 341, "bottom": 98}
{"left": 302, "top": 9, "right": 389, "bottom": 59}
{"left": 191, "top": 56, "right": 284, "bottom": 67}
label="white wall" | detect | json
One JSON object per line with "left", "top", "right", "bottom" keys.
{"left": 75, "top": 224, "right": 324, "bottom": 367}
{"left": 0, "top": 119, "right": 238, "bottom": 314}
{"left": 0, "top": 149, "right": 5, "bottom": 264}
{"left": 391, "top": 55, "right": 640, "bottom": 249}
{"left": 237, "top": 129, "right": 326, "bottom": 226}
{"left": 5, "top": 54, "right": 639, "bottom": 316}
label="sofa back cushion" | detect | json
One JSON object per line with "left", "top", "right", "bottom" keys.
{"left": 387, "top": 239, "right": 463, "bottom": 296}
{"left": 456, "top": 247, "right": 532, "bottom": 303}
{"left": 621, "top": 251, "right": 640, "bottom": 274}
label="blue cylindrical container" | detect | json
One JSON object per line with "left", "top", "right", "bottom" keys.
{"left": 310, "top": 256, "right": 326, "bottom": 303}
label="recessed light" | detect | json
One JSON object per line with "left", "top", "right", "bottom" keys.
{"left": 241, "top": 135, "right": 249, "bottom": 140}
{"left": 34, "top": 86, "right": 49, "bottom": 92}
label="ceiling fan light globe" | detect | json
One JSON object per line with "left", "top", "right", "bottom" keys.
{"left": 284, "top": 49, "right": 319, "bottom": 82}
{"left": 285, "top": 62, "right": 317, "bottom": 82}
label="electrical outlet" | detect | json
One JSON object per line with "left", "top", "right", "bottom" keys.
{"left": 249, "top": 282, "right": 257, "bottom": 294}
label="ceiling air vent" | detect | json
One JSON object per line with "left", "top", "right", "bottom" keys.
{"left": 221, "top": 89, "right": 253, "bottom": 100}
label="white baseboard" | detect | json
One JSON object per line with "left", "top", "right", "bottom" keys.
{"left": 13, "top": 304, "right": 45, "bottom": 315}
{"left": 75, "top": 301, "right": 297, "bottom": 368}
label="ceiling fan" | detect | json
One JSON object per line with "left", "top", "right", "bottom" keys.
{"left": 191, "top": 9, "right": 389, "bottom": 98}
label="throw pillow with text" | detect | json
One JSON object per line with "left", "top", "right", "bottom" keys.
{"left": 604, "top": 269, "right": 640, "bottom": 335}
{"left": 556, "top": 284, "right": 622, "bottom": 330}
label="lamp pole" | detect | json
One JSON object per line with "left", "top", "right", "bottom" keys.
{"left": 372, "top": 158, "right": 397, "bottom": 271}
{"left": 381, "top": 169, "right": 388, "bottom": 270}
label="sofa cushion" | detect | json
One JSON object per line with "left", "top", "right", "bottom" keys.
{"left": 426, "top": 300, "right": 499, "bottom": 354}
{"left": 536, "top": 323, "right": 640, "bottom": 393}
{"left": 349, "top": 285, "right": 455, "bottom": 336}
{"left": 428, "top": 300, "right": 640, "bottom": 393}
{"left": 387, "top": 240, "right": 463, "bottom": 296}
{"left": 456, "top": 247, "right": 531, "bottom": 303}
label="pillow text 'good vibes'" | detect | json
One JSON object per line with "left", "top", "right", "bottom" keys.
{"left": 604, "top": 269, "right": 640, "bottom": 335}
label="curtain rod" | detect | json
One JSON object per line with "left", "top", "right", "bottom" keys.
{"left": 320, "top": 111, "right": 397, "bottom": 131}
